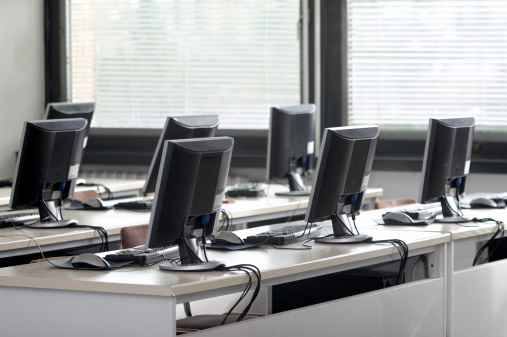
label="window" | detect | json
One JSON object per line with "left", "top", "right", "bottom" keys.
{"left": 347, "top": 0, "right": 507, "bottom": 135}
{"left": 68, "top": 0, "right": 301, "bottom": 129}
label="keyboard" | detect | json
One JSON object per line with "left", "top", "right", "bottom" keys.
{"left": 387, "top": 202, "right": 442, "bottom": 220}
{"left": 105, "top": 245, "right": 178, "bottom": 265}
{"left": 244, "top": 223, "right": 322, "bottom": 245}
{"left": 0, "top": 179, "right": 12, "bottom": 188}
{"left": 226, "top": 182, "right": 266, "bottom": 197}
{"left": 114, "top": 198, "right": 154, "bottom": 210}
{"left": 0, "top": 212, "right": 39, "bottom": 227}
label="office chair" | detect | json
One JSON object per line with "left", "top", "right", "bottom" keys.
{"left": 375, "top": 198, "right": 417, "bottom": 209}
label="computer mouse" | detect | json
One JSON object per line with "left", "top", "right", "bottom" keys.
{"left": 212, "top": 231, "right": 244, "bottom": 245}
{"left": 470, "top": 197, "right": 500, "bottom": 208}
{"left": 382, "top": 212, "right": 414, "bottom": 225}
{"left": 83, "top": 196, "right": 106, "bottom": 208}
{"left": 71, "top": 253, "right": 110, "bottom": 269}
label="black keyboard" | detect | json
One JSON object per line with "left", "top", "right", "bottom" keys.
{"left": 114, "top": 199, "right": 154, "bottom": 210}
{"left": 226, "top": 182, "right": 266, "bottom": 197}
{"left": 389, "top": 202, "right": 442, "bottom": 220}
{"left": 0, "top": 179, "right": 12, "bottom": 188}
{"left": 105, "top": 245, "right": 178, "bottom": 265}
{"left": 0, "top": 212, "right": 39, "bottom": 227}
{"left": 244, "top": 223, "right": 322, "bottom": 245}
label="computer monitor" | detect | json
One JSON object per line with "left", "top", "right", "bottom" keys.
{"left": 267, "top": 104, "right": 315, "bottom": 196}
{"left": 10, "top": 119, "right": 87, "bottom": 227}
{"left": 305, "top": 125, "right": 379, "bottom": 244}
{"left": 145, "top": 136, "right": 233, "bottom": 271}
{"left": 419, "top": 117, "right": 475, "bottom": 223}
{"left": 44, "top": 102, "right": 94, "bottom": 147}
{"left": 143, "top": 115, "right": 219, "bottom": 194}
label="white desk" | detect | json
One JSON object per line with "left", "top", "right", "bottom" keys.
{"left": 0, "top": 185, "right": 382, "bottom": 259}
{"left": 222, "top": 185, "right": 383, "bottom": 224}
{"left": 0, "top": 178, "right": 146, "bottom": 207}
{"left": 0, "top": 227, "right": 448, "bottom": 337}
{"left": 357, "top": 206, "right": 507, "bottom": 337}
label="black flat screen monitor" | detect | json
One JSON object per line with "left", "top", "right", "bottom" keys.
{"left": 145, "top": 136, "right": 233, "bottom": 271}
{"left": 267, "top": 104, "right": 315, "bottom": 196}
{"left": 143, "top": 115, "right": 219, "bottom": 194}
{"left": 10, "top": 119, "right": 87, "bottom": 227}
{"left": 45, "top": 102, "right": 94, "bottom": 147}
{"left": 419, "top": 117, "right": 474, "bottom": 223}
{"left": 305, "top": 125, "right": 379, "bottom": 244}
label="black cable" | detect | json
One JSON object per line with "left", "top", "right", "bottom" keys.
{"left": 472, "top": 217, "right": 505, "bottom": 266}
{"left": 69, "top": 224, "right": 109, "bottom": 252}
{"left": 216, "top": 263, "right": 261, "bottom": 324}
{"left": 201, "top": 227, "right": 209, "bottom": 262}
{"left": 370, "top": 239, "right": 409, "bottom": 285}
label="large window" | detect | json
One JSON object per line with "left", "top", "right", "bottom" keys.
{"left": 347, "top": 0, "right": 507, "bottom": 134}
{"left": 68, "top": 0, "right": 301, "bottom": 129}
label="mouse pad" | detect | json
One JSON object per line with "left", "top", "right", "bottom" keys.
{"left": 205, "top": 242, "right": 263, "bottom": 250}
{"left": 50, "top": 257, "right": 132, "bottom": 270}
{"left": 372, "top": 218, "right": 434, "bottom": 226}
{"left": 64, "top": 200, "right": 112, "bottom": 211}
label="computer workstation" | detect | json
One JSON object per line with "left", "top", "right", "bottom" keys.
{"left": 1, "top": 114, "right": 505, "bottom": 336}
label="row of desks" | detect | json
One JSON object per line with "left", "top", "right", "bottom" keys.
{"left": 0, "top": 201, "right": 506, "bottom": 336}
{"left": 0, "top": 183, "right": 382, "bottom": 259}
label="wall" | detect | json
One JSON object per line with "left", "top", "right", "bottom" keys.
{"left": 369, "top": 171, "right": 507, "bottom": 201}
{"left": 0, "top": 0, "right": 45, "bottom": 179}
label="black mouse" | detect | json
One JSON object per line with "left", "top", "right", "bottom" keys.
{"left": 71, "top": 253, "right": 110, "bottom": 269}
{"left": 82, "top": 197, "right": 106, "bottom": 209}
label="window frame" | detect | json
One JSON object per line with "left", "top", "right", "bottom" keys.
{"left": 45, "top": 0, "right": 507, "bottom": 174}
{"left": 317, "top": 0, "right": 507, "bottom": 174}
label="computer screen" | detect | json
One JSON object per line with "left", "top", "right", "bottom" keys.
{"left": 267, "top": 104, "right": 315, "bottom": 196}
{"left": 419, "top": 117, "right": 475, "bottom": 223}
{"left": 45, "top": 102, "right": 94, "bottom": 148}
{"left": 143, "top": 115, "right": 219, "bottom": 194}
{"left": 10, "top": 119, "right": 88, "bottom": 227}
{"left": 305, "top": 125, "right": 379, "bottom": 244}
{"left": 145, "top": 136, "right": 233, "bottom": 271}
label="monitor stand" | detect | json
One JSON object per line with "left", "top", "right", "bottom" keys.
{"left": 27, "top": 200, "right": 78, "bottom": 228}
{"left": 275, "top": 172, "right": 311, "bottom": 197}
{"left": 159, "top": 237, "right": 224, "bottom": 272}
{"left": 314, "top": 213, "right": 372, "bottom": 244}
{"left": 433, "top": 196, "right": 471, "bottom": 223}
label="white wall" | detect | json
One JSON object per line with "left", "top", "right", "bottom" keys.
{"left": 0, "top": 0, "right": 45, "bottom": 179}
{"left": 369, "top": 171, "right": 507, "bottom": 201}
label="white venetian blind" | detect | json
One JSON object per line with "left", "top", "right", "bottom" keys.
{"left": 348, "top": 0, "right": 507, "bottom": 133}
{"left": 68, "top": 0, "right": 300, "bottom": 129}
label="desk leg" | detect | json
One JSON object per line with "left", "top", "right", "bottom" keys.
{"left": 0, "top": 287, "right": 176, "bottom": 337}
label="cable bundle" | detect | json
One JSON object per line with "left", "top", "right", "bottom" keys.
{"left": 370, "top": 239, "right": 409, "bottom": 285}
{"left": 472, "top": 217, "right": 505, "bottom": 266}
{"left": 215, "top": 263, "right": 261, "bottom": 324}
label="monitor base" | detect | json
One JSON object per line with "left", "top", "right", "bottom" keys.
{"left": 159, "top": 261, "right": 225, "bottom": 272}
{"left": 26, "top": 219, "right": 78, "bottom": 228}
{"left": 315, "top": 234, "right": 373, "bottom": 244}
{"left": 275, "top": 190, "right": 311, "bottom": 197}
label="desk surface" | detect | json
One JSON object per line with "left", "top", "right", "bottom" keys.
{"left": 0, "top": 178, "right": 146, "bottom": 207}
{"left": 0, "top": 185, "right": 382, "bottom": 258}
{"left": 358, "top": 206, "right": 506, "bottom": 240}
{"left": 0, "top": 227, "right": 449, "bottom": 298}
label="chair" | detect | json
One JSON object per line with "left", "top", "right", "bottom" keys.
{"left": 120, "top": 224, "right": 148, "bottom": 249}
{"left": 119, "top": 225, "right": 261, "bottom": 333}
{"left": 72, "top": 189, "right": 100, "bottom": 202}
{"left": 375, "top": 198, "right": 417, "bottom": 209}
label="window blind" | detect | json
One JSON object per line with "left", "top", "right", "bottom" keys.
{"left": 68, "top": 0, "right": 301, "bottom": 129}
{"left": 348, "top": 0, "right": 507, "bottom": 133}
